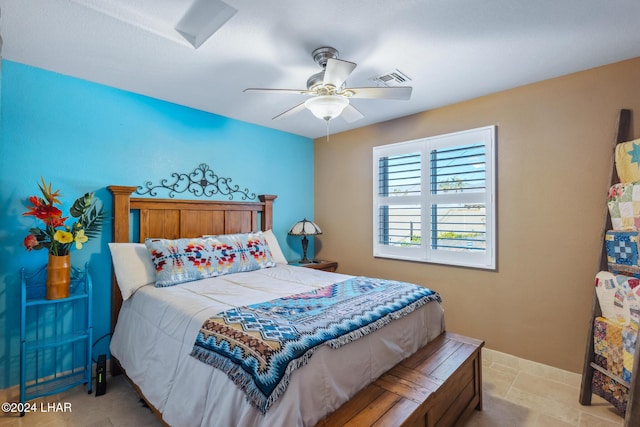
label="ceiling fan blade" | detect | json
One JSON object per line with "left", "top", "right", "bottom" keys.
{"left": 273, "top": 102, "right": 307, "bottom": 120}
{"left": 347, "top": 86, "right": 412, "bottom": 100}
{"left": 244, "top": 88, "right": 313, "bottom": 95}
{"left": 340, "top": 103, "right": 364, "bottom": 123}
{"left": 323, "top": 58, "right": 357, "bottom": 89}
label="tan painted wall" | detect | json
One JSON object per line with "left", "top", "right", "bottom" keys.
{"left": 313, "top": 57, "right": 640, "bottom": 373}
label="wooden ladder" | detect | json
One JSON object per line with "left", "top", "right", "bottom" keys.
{"left": 579, "top": 109, "right": 640, "bottom": 426}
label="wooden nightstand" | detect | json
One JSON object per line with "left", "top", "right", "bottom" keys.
{"left": 291, "top": 260, "right": 338, "bottom": 272}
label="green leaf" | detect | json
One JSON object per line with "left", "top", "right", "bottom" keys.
{"left": 78, "top": 201, "right": 105, "bottom": 239}
{"left": 29, "top": 228, "right": 49, "bottom": 241}
{"left": 69, "top": 192, "right": 95, "bottom": 218}
{"left": 83, "top": 206, "right": 105, "bottom": 239}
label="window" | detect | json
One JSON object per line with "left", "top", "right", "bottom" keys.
{"left": 373, "top": 126, "right": 496, "bottom": 269}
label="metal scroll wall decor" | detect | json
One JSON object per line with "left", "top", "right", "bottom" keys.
{"left": 136, "top": 163, "right": 256, "bottom": 200}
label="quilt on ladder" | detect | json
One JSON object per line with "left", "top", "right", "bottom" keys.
{"left": 592, "top": 315, "right": 637, "bottom": 413}
{"left": 190, "top": 276, "right": 441, "bottom": 414}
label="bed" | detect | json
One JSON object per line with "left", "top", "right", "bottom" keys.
{"left": 107, "top": 185, "right": 483, "bottom": 427}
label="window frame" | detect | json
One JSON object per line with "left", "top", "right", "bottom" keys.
{"left": 372, "top": 125, "right": 497, "bottom": 270}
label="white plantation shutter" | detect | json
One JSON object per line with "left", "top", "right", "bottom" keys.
{"left": 373, "top": 126, "right": 496, "bottom": 269}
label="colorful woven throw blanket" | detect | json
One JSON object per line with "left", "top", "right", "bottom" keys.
{"left": 190, "top": 276, "right": 441, "bottom": 414}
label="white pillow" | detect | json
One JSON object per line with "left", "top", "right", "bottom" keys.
{"left": 108, "top": 242, "right": 156, "bottom": 300}
{"left": 263, "top": 229, "right": 288, "bottom": 264}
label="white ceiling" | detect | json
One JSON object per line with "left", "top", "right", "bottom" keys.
{"left": 2, "top": 0, "right": 640, "bottom": 139}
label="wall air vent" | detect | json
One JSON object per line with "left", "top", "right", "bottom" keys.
{"left": 372, "top": 69, "right": 412, "bottom": 87}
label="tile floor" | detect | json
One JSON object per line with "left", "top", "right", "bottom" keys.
{"left": 0, "top": 348, "right": 627, "bottom": 426}
{"left": 463, "top": 348, "right": 624, "bottom": 427}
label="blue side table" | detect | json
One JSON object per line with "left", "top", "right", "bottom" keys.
{"left": 20, "top": 263, "right": 93, "bottom": 414}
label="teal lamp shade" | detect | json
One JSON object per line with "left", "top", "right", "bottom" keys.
{"left": 288, "top": 219, "right": 322, "bottom": 263}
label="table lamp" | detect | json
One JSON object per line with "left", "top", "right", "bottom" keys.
{"left": 288, "top": 218, "right": 322, "bottom": 263}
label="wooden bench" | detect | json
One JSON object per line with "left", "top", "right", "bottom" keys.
{"left": 316, "top": 332, "right": 484, "bottom": 427}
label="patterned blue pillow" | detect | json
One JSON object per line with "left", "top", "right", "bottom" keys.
{"left": 145, "top": 232, "right": 276, "bottom": 287}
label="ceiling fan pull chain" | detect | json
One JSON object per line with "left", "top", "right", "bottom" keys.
{"left": 326, "top": 119, "right": 330, "bottom": 142}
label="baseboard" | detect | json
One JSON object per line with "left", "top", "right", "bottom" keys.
{"left": 483, "top": 347, "right": 581, "bottom": 387}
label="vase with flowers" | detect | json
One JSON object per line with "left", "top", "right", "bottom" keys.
{"left": 23, "top": 178, "right": 104, "bottom": 299}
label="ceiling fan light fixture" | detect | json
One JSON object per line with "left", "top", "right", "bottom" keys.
{"left": 244, "top": 46, "right": 412, "bottom": 125}
{"left": 304, "top": 95, "right": 349, "bottom": 121}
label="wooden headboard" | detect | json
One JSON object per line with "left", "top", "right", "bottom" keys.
{"left": 107, "top": 185, "right": 276, "bottom": 369}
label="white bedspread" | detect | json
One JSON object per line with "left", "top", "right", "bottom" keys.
{"left": 110, "top": 265, "right": 445, "bottom": 427}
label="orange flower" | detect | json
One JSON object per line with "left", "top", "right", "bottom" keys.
{"left": 23, "top": 194, "right": 63, "bottom": 219}
{"left": 38, "top": 177, "right": 62, "bottom": 205}
{"left": 45, "top": 215, "right": 68, "bottom": 227}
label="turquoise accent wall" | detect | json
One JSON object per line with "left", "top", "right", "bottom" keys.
{"left": 0, "top": 61, "right": 314, "bottom": 389}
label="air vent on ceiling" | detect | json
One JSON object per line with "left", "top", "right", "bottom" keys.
{"left": 372, "top": 69, "right": 412, "bottom": 87}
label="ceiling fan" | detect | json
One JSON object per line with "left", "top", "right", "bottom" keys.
{"left": 244, "top": 47, "right": 413, "bottom": 123}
